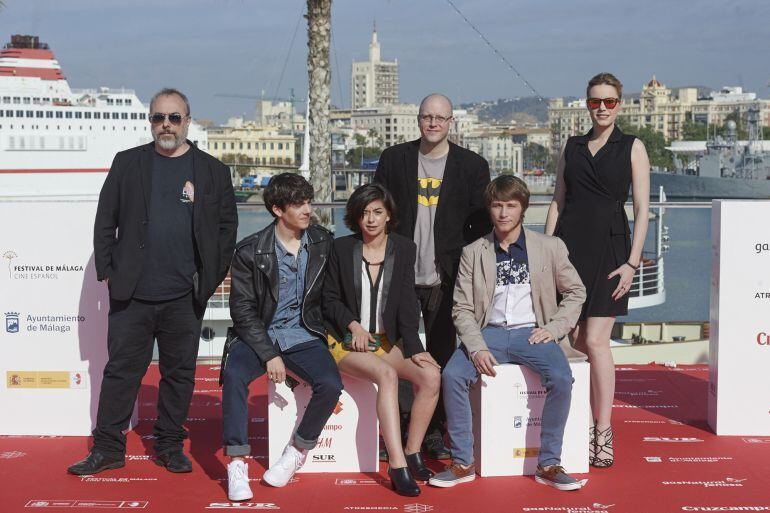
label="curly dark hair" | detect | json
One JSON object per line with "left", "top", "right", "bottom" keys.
{"left": 343, "top": 183, "right": 398, "bottom": 234}
{"left": 263, "top": 173, "right": 314, "bottom": 217}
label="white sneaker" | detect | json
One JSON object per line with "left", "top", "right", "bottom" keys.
{"left": 262, "top": 444, "right": 307, "bottom": 487}
{"left": 227, "top": 460, "right": 253, "bottom": 502}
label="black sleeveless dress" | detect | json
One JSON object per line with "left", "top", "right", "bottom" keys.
{"left": 554, "top": 126, "right": 635, "bottom": 319}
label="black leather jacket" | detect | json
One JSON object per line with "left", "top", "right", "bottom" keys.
{"left": 228, "top": 221, "right": 332, "bottom": 363}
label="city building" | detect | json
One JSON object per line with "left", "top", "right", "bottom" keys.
{"left": 350, "top": 27, "right": 399, "bottom": 109}
{"left": 548, "top": 76, "right": 770, "bottom": 150}
{"left": 351, "top": 103, "right": 419, "bottom": 148}
{"left": 449, "top": 109, "right": 480, "bottom": 146}
{"left": 511, "top": 127, "right": 552, "bottom": 151}
{"left": 207, "top": 122, "right": 296, "bottom": 166}
{"left": 255, "top": 99, "right": 293, "bottom": 128}
{"left": 464, "top": 131, "right": 523, "bottom": 175}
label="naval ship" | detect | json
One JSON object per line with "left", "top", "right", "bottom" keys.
{"left": 651, "top": 106, "right": 770, "bottom": 199}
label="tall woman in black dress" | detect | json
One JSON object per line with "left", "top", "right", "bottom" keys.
{"left": 545, "top": 73, "right": 650, "bottom": 468}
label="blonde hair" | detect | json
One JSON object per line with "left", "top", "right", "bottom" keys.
{"left": 587, "top": 72, "right": 623, "bottom": 99}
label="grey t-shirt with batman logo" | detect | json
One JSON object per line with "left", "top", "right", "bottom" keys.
{"left": 414, "top": 151, "right": 447, "bottom": 287}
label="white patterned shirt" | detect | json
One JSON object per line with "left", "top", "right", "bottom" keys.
{"left": 487, "top": 230, "right": 537, "bottom": 329}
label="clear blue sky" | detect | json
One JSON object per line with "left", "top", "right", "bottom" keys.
{"left": 3, "top": 0, "right": 768, "bottom": 123}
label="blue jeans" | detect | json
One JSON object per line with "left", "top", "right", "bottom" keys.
{"left": 442, "top": 326, "right": 573, "bottom": 467}
{"left": 222, "top": 339, "right": 343, "bottom": 456}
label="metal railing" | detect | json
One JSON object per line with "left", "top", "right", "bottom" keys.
{"left": 207, "top": 275, "right": 231, "bottom": 309}
{"left": 631, "top": 258, "right": 663, "bottom": 296}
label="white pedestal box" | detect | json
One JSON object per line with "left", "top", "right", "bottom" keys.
{"left": 709, "top": 200, "right": 770, "bottom": 435}
{"left": 0, "top": 201, "right": 137, "bottom": 435}
{"left": 268, "top": 372, "right": 379, "bottom": 472}
{"left": 470, "top": 361, "right": 590, "bottom": 477}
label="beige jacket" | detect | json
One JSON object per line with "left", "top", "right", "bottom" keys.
{"left": 452, "top": 228, "right": 587, "bottom": 358}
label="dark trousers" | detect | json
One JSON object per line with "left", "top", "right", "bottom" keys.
{"left": 92, "top": 292, "right": 202, "bottom": 459}
{"left": 417, "top": 282, "right": 457, "bottom": 369}
{"left": 398, "top": 282, "right": 456, "bottom": 434}
{"left": 222, "top": 339, "right": 343, "bottom": 456}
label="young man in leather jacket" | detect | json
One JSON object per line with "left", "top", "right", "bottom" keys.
{"left": 220, "top": 173, "right": 341, "bottom": 501}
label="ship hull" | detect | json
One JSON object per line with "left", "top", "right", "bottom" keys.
{"left": 651, "top": 172, "right": 770, "bottom": 199}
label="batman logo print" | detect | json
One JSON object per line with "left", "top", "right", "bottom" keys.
{"left": 417, "top": 177, "right": 442, "bottom": 207}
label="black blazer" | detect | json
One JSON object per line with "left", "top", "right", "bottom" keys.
{"left": 373, "top": 139, "right": 491, "bottom": 284}
{"left": 323, "top": 233, "right": 423, "bottom": 358}
{"left": 93, "top": 141, "right": 238, "bottom": 307}
{"left": 230, "top": 222, "right": 332, "bottom": 363}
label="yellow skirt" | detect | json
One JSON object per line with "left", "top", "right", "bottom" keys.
{"left": 327, "top": 332, "right": 396, "bottom": 365}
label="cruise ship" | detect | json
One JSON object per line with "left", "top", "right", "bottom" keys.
{"left": 0, "top": 34, "right": 207, "bottom": 198}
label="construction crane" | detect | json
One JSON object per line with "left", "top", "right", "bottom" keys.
{"left": 214, "top": 89, "right": 305, "bottom": 104}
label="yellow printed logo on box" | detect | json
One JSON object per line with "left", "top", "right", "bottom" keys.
{"left": 513, "top": 447, "right": 540, "bottom": 458}
{"left": 6, "top": 371, "right": 85, "bottom": 389}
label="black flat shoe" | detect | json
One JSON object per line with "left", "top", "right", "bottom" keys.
{"left": 154, "top": 450, "right": 192, "bottom": 473}
{"left": 388, "top": 466, "right": 420, "bottom": 497}
{"left": 67, "top": 450, "right": 125, "bottom": 475}
{"left": 405, "top": 452, "right": 434, "bottom": 481}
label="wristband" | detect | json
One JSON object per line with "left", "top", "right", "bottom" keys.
{"left": 625, "top": 260, "right": 639, "bottom": 271}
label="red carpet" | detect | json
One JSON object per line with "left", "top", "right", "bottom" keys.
{"left": 2, "top": 364, "right": 770, "bottom": 513}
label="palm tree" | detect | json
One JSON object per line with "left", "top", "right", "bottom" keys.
{"left": 367, "top": 128, "right": 378, "bottom": 149}
{"left": 306, "top": 0, "right": 332, "bottom": 226}
{"left": 354, "top": 133, "right": 367, "bottom": 167}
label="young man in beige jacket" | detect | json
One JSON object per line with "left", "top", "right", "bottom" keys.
{"left": 428, "top": 175, "right": 587, "bottom": 491}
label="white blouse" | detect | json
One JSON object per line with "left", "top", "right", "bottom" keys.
{"left": 359, "top": 258, "right": 385, "bottom": 334}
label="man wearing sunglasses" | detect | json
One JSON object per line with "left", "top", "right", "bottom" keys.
{"left": 374, "top": 93, "right": 491, "bottom": 460}
{"left": 68, "top": 88, "right": 238, "bottom": 476}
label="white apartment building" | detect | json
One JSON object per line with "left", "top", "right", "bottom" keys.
{"left": 511, "top": 128, "right": 552, "bottom": 151}
{"left": 351, "top": 103, "right": 419, "bottom": 148}
{"left": 464, "top": 132, "right": 523, "bottom": 175}
{"left": 449, "top": 109, "right": 480, "bottom": 146}
{"left": 351, "top": 28, "right": 399, "bottom": 109}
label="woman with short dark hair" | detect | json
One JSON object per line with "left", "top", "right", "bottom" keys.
{"left": 324, "top": 183, "right": 441, "bottom": 497}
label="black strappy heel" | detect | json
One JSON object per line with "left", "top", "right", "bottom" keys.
{"left": 592, "top": 425, "right": 614, "bottom": 468}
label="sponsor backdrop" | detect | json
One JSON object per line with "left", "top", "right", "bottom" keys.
{"left": 0, "top": 201, "right": 137, "bottom": 435}
{"left": 471, "top": 362, "right": 590, "bottom": 476}
{"left": 268, "top": 373, "right": 379, "bottom": 472}
{"left": 709, "top": 200, "right": 770, "bottom": 435}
